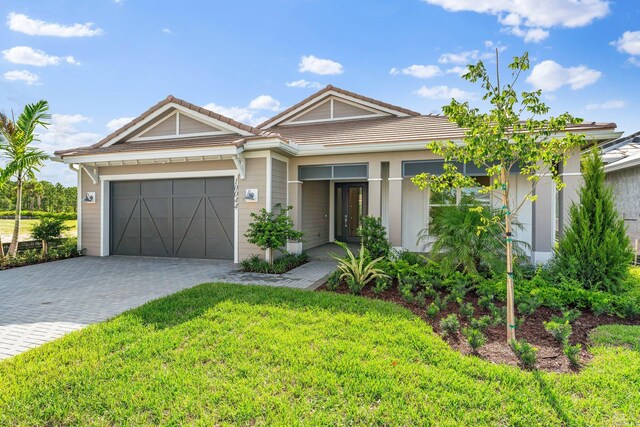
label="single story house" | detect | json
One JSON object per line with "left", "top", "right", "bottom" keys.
{"left": 54, "top": 85, "right": 621, "bottom": 264}
{"left": 601, "top": 131, "right": 640, "bottom": 247}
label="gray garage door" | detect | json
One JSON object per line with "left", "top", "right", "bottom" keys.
{"left": 110, "top": 177, "right": 234, "bottom": 259}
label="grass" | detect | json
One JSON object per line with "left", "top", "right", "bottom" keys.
{"left": 0, "top": 218, "right": 76, "bottom": 242}
{"left": 1, "top": 283, "right": 639, "bottom": 425}
{"left": 590, "top": 325, "right": 640, "bottom": 351}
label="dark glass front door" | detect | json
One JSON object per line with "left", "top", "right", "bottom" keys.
{"left": 335, "top": 183, "right": 367, "bottom": 243}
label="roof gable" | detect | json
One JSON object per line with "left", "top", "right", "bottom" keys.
{"left": 96, "top": 95, "right": 259, "bottom": 148}
{"left": 258, "top": 85, "right": 420, "bottom": 129}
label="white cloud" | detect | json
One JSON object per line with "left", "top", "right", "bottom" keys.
{"left": 526, "top": 60, "right": 601, "bottom": 91}
{"left": 390, "top": 64, "right": 442, "bottom": 78}
{"left": 203, "top": 102, "right": 268, "bottom": 127}
{"left": 438, "top": 50, "right": 493, "bottom": 64}
{"left": 4, "top": 69, "right": 39, "bottom": 85}
{"left": 162, "top": 28, "right": 171, "bottom": 34}
{"left": 299, "top": 55, "right": 343, "bottom": 75}
{"left": 422, "top": 0, "right": 609, "bottom": 42}
{"left": 7, "top": 12, "right": 103, "bottom": 37}
{"left": 286, "top": 79, "right": 323, "bottom": 89}
{"left": 585, "top": 100, "right": 626, "bottom": 110}
{"left": 415, "top": 85, "right": 475, "bottom": 100}
{"left": 248, "top": 95, "right": 280, "bottom": 111}
{"left": 106, "top": 117, "right": 134, "bottom": 131}
{"left": 611, "top": 31, "right": 640, "bottom": 66}
{"left": 446, "top": 66, "right": 468, "bottom": 76}
{"left": 2, "top": 46, "right": 79, "bottom": 66}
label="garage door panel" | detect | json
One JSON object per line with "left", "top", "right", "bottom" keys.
{"left": 110, "top": 177, "right": 233, "bottom": 260}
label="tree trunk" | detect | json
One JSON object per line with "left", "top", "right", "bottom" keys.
{"left": 266, "top": 248, "right": 273, "bottom": 266}
{"left": 9, "top": 178, "right": 23, "bottom": 257}
{"left": 0, "top": 235, "right": 4, "bottom": 258}
{"left": 42, "top": 240, "right": 48, "bottom": 256}
{"left": 502, "top": 169, "right": 516, "bottom": 342}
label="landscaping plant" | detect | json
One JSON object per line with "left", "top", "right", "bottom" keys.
{"left": 244, "top": 203, "right": 304, "bottom": 265}
{"left": 357, "top": 216, "right": 391, "bottom": 259}
{"left": 412, "top": 51, "right": 586, "bottom": 341}
{"left": 330, "top": 242, "right": 388, "bottom": 295}
{"left": 510, "top": 339, "right": 538, "bottom": 369}
{"left": 554, "top": 149, "right": 633, "bottom": 294}
{"left": 564, "top": 343, "right": 582, "bottom": 367}
{"left": 543, "top": 320, "right": 572, "bottom": 345}
{"left": 30, "top": 216, "right": 70, "bottom": 256}
{"left": 0, "top": 101, "right": 51, "bottom": 256}
{"left": 440, "top": 314, "right": 460, "bottom": 338}
{"left": 463, "top": 327, "right": 487, "bottom": 353}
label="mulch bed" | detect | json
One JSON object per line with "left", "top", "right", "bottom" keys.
{"left": 318, "top": 283, "right": 639, "bottom": 373}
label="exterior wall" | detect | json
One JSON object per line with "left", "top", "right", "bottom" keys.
{"left": 237, "top": 157, "right": 267, "bottom": 260}
{"left": 79, "top": 169, "right": 101, "bottom": 256}
{"left": 606, "top": 165, "right": 640, "bottom": 246}
{"left": 301, "top": 181, "right": 330, "bottom": 249}
{"left": 271, "top": 159, "right": 287, "bottom": 208}
{"left": 79, "top": 160, "right": 238, "bottom": 258}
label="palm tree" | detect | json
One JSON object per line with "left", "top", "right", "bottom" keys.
{"left": 0, "top": 101, "right": 51, "bottom": 256}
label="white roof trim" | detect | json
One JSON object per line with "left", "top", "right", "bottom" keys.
{"left": 262, "top": 90, "right": 412, "bottom": 129}
{"left": 101, "top": 102, "right": 254, "bottom": 147}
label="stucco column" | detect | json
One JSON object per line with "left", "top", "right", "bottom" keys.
{"left": 532, "top": 166, "right": 555, "bottom": 264}
{"left": 368, "top": 161, "right": 382, "bottom": 218}
{"left": 287, "top": 165, "right": 303, "bottom": 254}
{"left": 558, "top": 148, "right": 582, "bottom": 236}
{"left": 387, "top": 161, "right": 403, "bottom": 247}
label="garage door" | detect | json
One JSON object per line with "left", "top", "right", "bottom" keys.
{"left": 110, "top": 177, "right": 234, "bottom": 259}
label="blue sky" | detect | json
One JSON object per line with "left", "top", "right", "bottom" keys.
{"left": 1, "top": 0, "right": 639, "bottom": 186}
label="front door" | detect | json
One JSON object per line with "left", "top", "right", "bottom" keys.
{"left": 335, "top": 183, "right": 367, "bottom": 243}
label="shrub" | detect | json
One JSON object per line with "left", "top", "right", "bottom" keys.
{"left": 420, "top": 197, "right": 528, "bottom": 275}
{"left": 372, "top": 276, "right": 392, "bottom": 294}
{"left": 357, "top": 216, "right": 392, "bottom": 259}
{"left": 543, "top": 320, "right": 572, "bottom": 345}
{"left": 331, "top": 242, "right": 388, "bottom": 295}
{"left": 478, "top": 295, "right": 495, "bottom": 310}
{"left": 554, "top": 149, "right": 633, "bottom": 294}
{"left": 463, "top": 327, "right": 487, "bottom": 353}
{"left": 240, "top": 253, "right": 308, "bottom": 274}
{"left": 440, "top": 314, "right": 460, "bottom": 337}
{"left": 489, "top": 305, "right": 506, "bottom": 326}
{"left": 564, "top": 343, "right": 582, "bottom": 367}
{"left": 244, "top": 204, "right": 304, "bottom": 265}
{"left": 30, "top": 217, "right": 70, "bottom": 255}
{"left": 459, "top": 302, "right": 475, "bottom": 318}
{"left": 470, "top": 315, "right": 492, "bottom": 332}
{"left": 510, "top": 339, "right": 538, "bottom": 369}
{"left": 326, "top": 270, "right": 341, "bottom": 291}
{"left": 426, "top": 303, "right": 440, "bottom": 318}
{"left": 516, "top": 294, "right": 542, "bottom": 317}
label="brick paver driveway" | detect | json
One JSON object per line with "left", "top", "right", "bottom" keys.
{"left": 0, "top": 256, "right": 334, "bottom": 360}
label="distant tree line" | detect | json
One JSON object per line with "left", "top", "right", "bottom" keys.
{"left": 0, "top": 180, "right": 77, "bottom": 213}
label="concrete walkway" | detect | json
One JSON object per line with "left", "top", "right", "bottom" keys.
{"left": 0, "top": 256, "right": 334, "bottom": 360}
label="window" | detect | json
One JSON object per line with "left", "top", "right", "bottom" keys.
{"left": 427, "top": 176, "right": 491, "bottom": 233}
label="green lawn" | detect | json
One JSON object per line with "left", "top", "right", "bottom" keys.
{"left": 590, "top": 325, "right": 640, "bottom": 352}
{"left": 0, "top": 218, "right": 76, "bottom": 242}
{"left": 1, "top": 283, "right": 639, "bottom": 426}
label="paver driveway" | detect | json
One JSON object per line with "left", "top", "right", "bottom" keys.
{"left": 0, "top": 256, "right": 334, "bottom": 360}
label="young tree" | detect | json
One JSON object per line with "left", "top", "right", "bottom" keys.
{"left": 30, "top": 216, "right": 70, "bottom": 256}
{"left": 555, "top": 149, "right": 633, "bottom": 293}
{"left": 412, "top": 52, "right": 585, "bottom": 342}
{"left": 0, "top": 101, "right": 51, "bottom": 256}
{"left": 245, "top": 203, "right": 304, "bottom": 265}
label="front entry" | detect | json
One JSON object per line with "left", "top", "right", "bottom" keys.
{"left": 335, "top": 183, "right": 368, "bottom": 243}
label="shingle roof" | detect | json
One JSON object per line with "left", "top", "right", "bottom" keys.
{"left": 257, "top": 85, "right": 421, "bottom": 129}
{"left": 267, "top": 115, "right": 618, "bottom": 147}
{"left": 55, "top": 134, "right": 244, "bottom": 157}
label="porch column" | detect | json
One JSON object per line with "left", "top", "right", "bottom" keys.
{"left": 387, "top": 161, "right": 403, "bottom": 248}
{"left": 532, "top": 165, "right": 555, "bottom": 264}
{"left": 558, "top": 148, "right": 582, "bottom": 236}
{"left": 368, "top": 161, "right": 382, "bottom": 218}
{"left": 287, "top": 166, "right": 304, "bottom": 254}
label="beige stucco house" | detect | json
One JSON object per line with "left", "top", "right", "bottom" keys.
{"left": 54, "top": 85, "right": 621, "bottom": 264}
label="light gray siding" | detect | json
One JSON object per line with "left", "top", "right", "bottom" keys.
{"left": 80, "top": 171, "right": 101, "bottom": 256}
{"left": 333, "top": 100, "right": 376, "bottom": 118}
{"left": 301, "top": 180, "right": 330, "bottom": 249}
{"left": 291, "top": 100, "right": 331, "bottom": 122}
{"left": 238, "top": 157, "right": 267, "bottom": 260}
{"left": 140, "top": 113, "right": 176, "bottom": 138}
{"left": 606, "top": 165, "right": 640, "bottom": 245}
{"left": 179, "top": 114, "right": 221, "bottom": 134}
